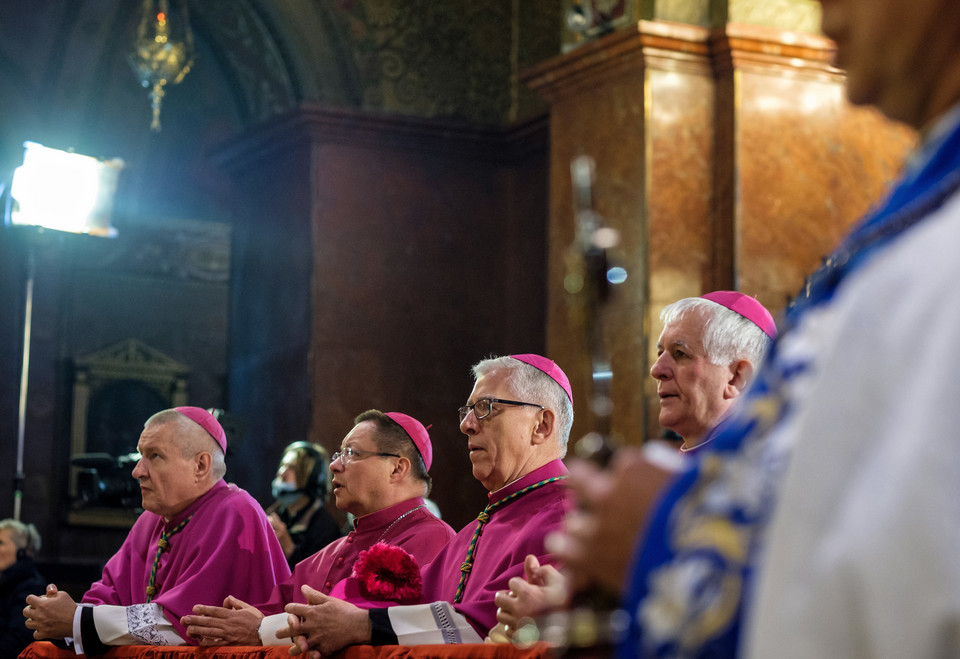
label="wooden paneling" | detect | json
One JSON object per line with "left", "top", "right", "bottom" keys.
{"left": 215, "top": 106, "right": 549, "bottom": 529}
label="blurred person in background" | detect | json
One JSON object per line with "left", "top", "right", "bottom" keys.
{"left": 267, "top": 441, "right": 341, "bottom": 568}
{"left": 0, "top": 519, "right": 44, "bottom": 656}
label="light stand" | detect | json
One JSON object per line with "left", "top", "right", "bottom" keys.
{"left": 5, "top": 141, "right": 123, "bottom": 520}
{"left": 13, "top": 244, "right": 34, "bottom": 521}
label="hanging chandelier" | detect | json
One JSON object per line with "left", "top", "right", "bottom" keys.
{"left": 129, "top": 0, "right": 195, "bottom": 132}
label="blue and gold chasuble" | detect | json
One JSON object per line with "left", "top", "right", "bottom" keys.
{"left": 620, "top": 109, "right": 960, "bottom": 659}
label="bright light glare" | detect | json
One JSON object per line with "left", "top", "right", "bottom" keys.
{"left": 8, "top": 142, "right": 123, "bottom": 236}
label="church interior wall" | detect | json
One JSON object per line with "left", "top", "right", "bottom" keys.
{"left": 0, "top": 0, "right": 918, "bottom": 590}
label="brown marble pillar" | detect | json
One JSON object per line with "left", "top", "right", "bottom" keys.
{"left": 215, "top": 105, "right": 549, "bottom": 529}
{"left": 524, "top": 20, "right": 915, "bottom": 444}
{"left": 714, "top": 24, "right": 915, "bottom": 311}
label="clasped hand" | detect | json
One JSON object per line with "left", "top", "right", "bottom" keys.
{"left": 490, "top": 554, "right": 568, "bottom": 642}
{"left": 279, "top": 584, "right": 372, "bottom": 657}
{"left": 23, "top": 584, "right": 77, "bottom": 640}
{"left": 181, "top": 595, "right": 264, "bottom": 645}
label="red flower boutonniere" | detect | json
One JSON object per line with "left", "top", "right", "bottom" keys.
{"left": 352, "top": 542, "right": 423, "bottom": 603}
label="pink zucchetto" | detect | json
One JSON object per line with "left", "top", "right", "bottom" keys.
{"left": 175, "top": 406, "right": 227, "bottom": 454}
{"left": 510, "top": 354, "right": 574, "bottom": 405}
{"left": 384, "top": 412, "right": 433, "bottom": 471}
{"left": 701, "top": 291, "right": 777, "bottom": 340}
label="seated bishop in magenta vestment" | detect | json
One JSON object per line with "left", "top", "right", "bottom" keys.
{"left": 82, "top": 479, "right": 290, "bottom": 645}
{"left": 260, "top": 497, "right": 455, "bottom": 614}
{"left": 277, "top": 355, "right": 576, "bottom": 653}
{"left": 183, "top": 409, "right": 455, "bottom": 648}
{"left": 23, "top": 408, "right": 290, "bottom": 654}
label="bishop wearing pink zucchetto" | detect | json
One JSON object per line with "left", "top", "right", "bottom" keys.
{"left": 180, "top": 409, "right": 455, "bottom": 647}
{"left": 486, "top": 293, "right": 778, "bottom": 644}
{"left": 651, "top": 291, "right": 776, "bottom": 453}
{"left": 272, "top": 354, "right": 575, "bottom": 655}
{"left": 23, "top": 407, "right": 290, "bottom": 653}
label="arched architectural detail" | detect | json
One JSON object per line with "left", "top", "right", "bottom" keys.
{"left": 192, "top": 0, "right": 364, "bottom": 125}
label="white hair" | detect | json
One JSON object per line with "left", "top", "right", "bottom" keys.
{"left": 472, "top": 356, "right": 574, "bottom": 456}
{"left": 660, "top": 297, "right": 772, "bottom": 367}
{"left": 145, "top": 409, "right": 226, "bottom": 480}
{"left": 0, "top": 519, "right": 41, "bottom": 556}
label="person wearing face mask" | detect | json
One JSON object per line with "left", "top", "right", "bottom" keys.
{"left": 266, "top": 442, "right": 341, "bottom": 568}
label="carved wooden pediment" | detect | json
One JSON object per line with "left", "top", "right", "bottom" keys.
{"left": 75, "top": 338, "right": 189, "bottom": 385}
{"left": 69, "top": 339, "right": 191, "bottom": 520}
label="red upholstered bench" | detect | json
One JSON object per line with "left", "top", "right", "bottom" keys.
{"left": 19, "top": 641, "right": 555, "bottom": 659}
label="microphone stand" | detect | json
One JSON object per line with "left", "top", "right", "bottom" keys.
{"left": 515, "top": 156, "right": 631, "bottom": 656}
{"left": 568, "top": 155, "right": 619, "bottom": 465}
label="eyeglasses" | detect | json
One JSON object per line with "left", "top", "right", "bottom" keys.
{"left": 331, "top": 447, "right": 401, "bottom": 465}
{"left": 458, "top": 397, "right": 545, "bottom": 423}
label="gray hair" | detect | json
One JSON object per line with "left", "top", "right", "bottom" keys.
{"left": 0, "top": 519, "right": 41, "bottom": 557}
{"left": 472, "top": 356, "right": 574, "bottom": 456}
{"left": 144, "top": 409, "right": 227, "bottom": 480}
{"left": 660, "top": 297, "right": 771, "bottom": 367}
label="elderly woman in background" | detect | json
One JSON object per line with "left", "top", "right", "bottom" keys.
{"left": 0, "top": 519, "right": 44, "bottom": 656}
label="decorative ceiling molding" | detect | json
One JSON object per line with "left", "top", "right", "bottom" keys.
{"left": 213, "top": 104, "right": 548, "bottom": 175}
{"left": 191, "top": 0, "right": 300, "bottom": 123}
